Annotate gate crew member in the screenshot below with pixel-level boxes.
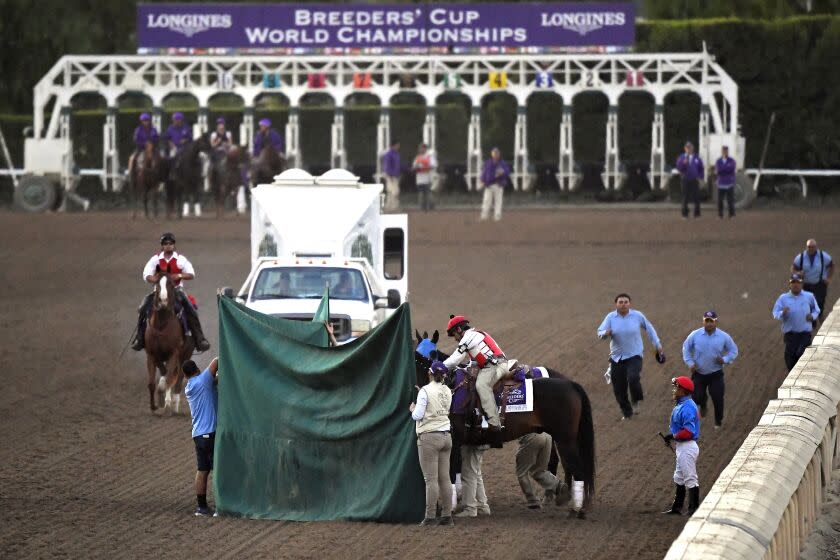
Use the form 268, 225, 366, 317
772, 273, 820, 371
791, 239, 833, 326
714, 146, 736, 219
129, 112, 160, 177
183, 357, 219, 517
681, 311, 738, 430
252, 118, 285, 157
597, 293, 664, 420
443, 315, 510, 448
131, 232, 211, 352
479, 147, 511, 222
515, 433, 559, 509
381, 140, 402, 212
676, 141, 704, 219
661, 376, 701, 516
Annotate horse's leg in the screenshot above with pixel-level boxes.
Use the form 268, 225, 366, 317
146, 353, 157, 411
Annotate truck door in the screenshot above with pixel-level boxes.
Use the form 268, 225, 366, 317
380, 214, 408, 304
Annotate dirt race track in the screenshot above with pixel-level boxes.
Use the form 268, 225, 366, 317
2, 207, 839, 559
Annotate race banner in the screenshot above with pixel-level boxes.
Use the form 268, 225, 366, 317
137, 3, 635, 53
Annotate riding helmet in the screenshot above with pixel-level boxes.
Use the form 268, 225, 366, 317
139, 112, 151, 122
446, 315, 469, 335
160, 232, 176, 244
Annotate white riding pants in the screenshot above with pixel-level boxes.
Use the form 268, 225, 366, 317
673, 440, 699, 488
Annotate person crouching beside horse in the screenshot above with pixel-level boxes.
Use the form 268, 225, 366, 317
661, 376, 701, 516
410, 360, 455, 527
184, 357, 219, 517
442, 315, 509, 448
516, 433, 559, 510
131, 232, 210, 352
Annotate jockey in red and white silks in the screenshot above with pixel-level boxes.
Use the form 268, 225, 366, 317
443, 316, 510, 441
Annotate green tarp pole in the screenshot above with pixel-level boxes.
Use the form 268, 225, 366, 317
213, 296, 425, 522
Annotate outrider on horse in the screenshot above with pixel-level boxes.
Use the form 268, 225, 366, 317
414, 328, 596, 517
131, 232, 210, 353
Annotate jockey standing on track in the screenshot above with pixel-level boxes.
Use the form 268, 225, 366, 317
252, 118, 285, 157
661, 376, 701, 516
128, 112, 160, 177
443, 315, 509, 448
131, 232, 210, 352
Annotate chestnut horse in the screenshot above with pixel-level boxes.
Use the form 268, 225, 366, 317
145, 275, 194, 413
250, 143, 285, 187
414, 332, 595, 517
132, 141, 163, 219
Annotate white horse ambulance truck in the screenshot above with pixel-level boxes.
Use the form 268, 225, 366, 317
231, 168, 408, 344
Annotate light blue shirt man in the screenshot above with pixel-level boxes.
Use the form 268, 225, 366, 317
185, 366, 218, 437
597, 298, 662, 361
682, 313, 739, 375
773, 284, 820, 334
792, 243, 833, 285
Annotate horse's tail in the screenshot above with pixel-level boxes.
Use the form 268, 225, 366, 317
571, 381, 596, 500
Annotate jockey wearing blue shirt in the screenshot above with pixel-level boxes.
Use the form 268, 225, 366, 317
791, 238, 833, 324
676, 141, 705, 218
661, 376, 701, 516
184, 357, 219, 517
772, 273, 820, 371
253, 118, 285, 157
597, 293, 664, 420
682, 310, 738, 428
163, 112, 192, 157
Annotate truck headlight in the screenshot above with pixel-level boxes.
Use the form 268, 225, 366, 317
350, 319, 371, 337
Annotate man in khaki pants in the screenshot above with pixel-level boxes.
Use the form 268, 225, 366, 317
516, 433, 558, 509
443, 315, 509, 448
381, 140, 401, 211
479, 148, 511, 221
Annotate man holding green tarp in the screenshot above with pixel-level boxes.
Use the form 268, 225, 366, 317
212, 294, 425, 522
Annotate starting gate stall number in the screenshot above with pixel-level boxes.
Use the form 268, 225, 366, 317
217, 71, 234, 90
353, 73, 372, 89
625, 71, 645, 87
263, 73, 281, 89
443, 73, 462, 89
489, 71, 507, 89
580, 71, 600, 87
307, 73, 326, 88
535, 71, 553, 88
174, 73, 191, 89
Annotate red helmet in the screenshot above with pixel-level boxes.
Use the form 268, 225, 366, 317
672, 376, 694, 393
446, 315, 469, 335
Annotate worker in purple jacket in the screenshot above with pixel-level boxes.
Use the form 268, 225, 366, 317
163, 112, 193, 157
480, 147, 512, 222
714, 146, 737, 219
252, 118, 285, 157
129, 113, 160, 177
381, 140, 402, 211
676, 141, 705, 219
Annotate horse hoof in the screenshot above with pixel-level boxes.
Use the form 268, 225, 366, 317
577, 511, 586, 520
150, 405, 157, 412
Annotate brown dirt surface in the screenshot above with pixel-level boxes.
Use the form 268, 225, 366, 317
1, 208, 839, 560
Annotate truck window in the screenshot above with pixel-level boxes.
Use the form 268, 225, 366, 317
383, 228, 404, 280
251, 267, 369, 302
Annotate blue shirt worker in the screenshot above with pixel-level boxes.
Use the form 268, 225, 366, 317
791, 238, 833, 325
381, 140, 402, 212
681, 311, 739, 429
661, 376, 701, 516
676, 141, 705, 218
597, 293, 664, 420
479, 147, 512, 222
184, 357, 219, 517
714, 146, 737, 219
773, 273, 820, 371
163, 112, 193, 157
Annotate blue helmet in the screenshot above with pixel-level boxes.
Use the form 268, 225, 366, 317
429, 360, 448, 377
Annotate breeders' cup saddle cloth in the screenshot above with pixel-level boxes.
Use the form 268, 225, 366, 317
493, 365, 549, 413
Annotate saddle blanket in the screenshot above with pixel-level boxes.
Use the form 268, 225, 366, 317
493, 366, 549, 413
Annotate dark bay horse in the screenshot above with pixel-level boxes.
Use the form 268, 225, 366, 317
210, 145, 247, 218
170, 135, 211, 219
250, 144, 285, 187
145, 275, 194, 413
414, 332, 595, 517
132, 142, 163, 220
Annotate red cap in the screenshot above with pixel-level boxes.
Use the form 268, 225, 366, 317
672, 376, 694, 393
446, 315, 469, 334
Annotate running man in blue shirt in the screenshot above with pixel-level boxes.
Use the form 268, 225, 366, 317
791, 238, 833, 326
597, 293, 664, 420
661, 376, 701, 516
681, 311, 739, 429
183, 357, 219, 517
772, 274, 820, 371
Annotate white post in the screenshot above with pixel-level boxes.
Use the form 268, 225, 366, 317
558, 105, 574, 191
650, 104, 665, 190
422, 107, 436, 152
467, 106, 481, 191
103, 106, 122, 191
59, 107, 73, 194
241, 106, 255, 153
197, 107, 209, 135
152, 107, 163, 139
285, 107, 300, 169
603, 105, 619, 191
699, 103, 711, 171
376, 108, 390, 181
331, 107, 346, 170
513, 106, 528, 191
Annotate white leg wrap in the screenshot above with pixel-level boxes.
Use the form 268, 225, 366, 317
572, 479, 584, 511
451, 483, 458, 509
157, 376, 166, 391
164, 387, 172, 409
182, 202, 190, 217
194, 203, 202, 217
173, 393, 181, 414
236, 186, 247, 214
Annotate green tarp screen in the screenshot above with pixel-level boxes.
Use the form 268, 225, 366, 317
214, 296, 425, 522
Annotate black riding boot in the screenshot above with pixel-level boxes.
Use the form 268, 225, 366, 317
488, 425, 504, 449
131, 293, 154, 351
179, 292, 210, 351
662, 484, 685, 515
687, 486, 700, 516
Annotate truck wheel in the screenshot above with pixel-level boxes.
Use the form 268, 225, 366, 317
733, 172, 756, 209
14, 176, 58, 213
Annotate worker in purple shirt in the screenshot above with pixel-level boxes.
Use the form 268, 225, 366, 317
163, 112, 193, 157
129, 112, 160, 177
252, 118, 285, 157
714, 146, 736, 219
676, 141, 705, 219
381, 140, 402, 211
479, 147, 512, 222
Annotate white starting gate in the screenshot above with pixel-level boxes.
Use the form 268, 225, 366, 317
16, 48, 742, 211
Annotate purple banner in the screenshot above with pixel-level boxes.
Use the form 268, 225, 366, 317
137, 3, 634, 52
